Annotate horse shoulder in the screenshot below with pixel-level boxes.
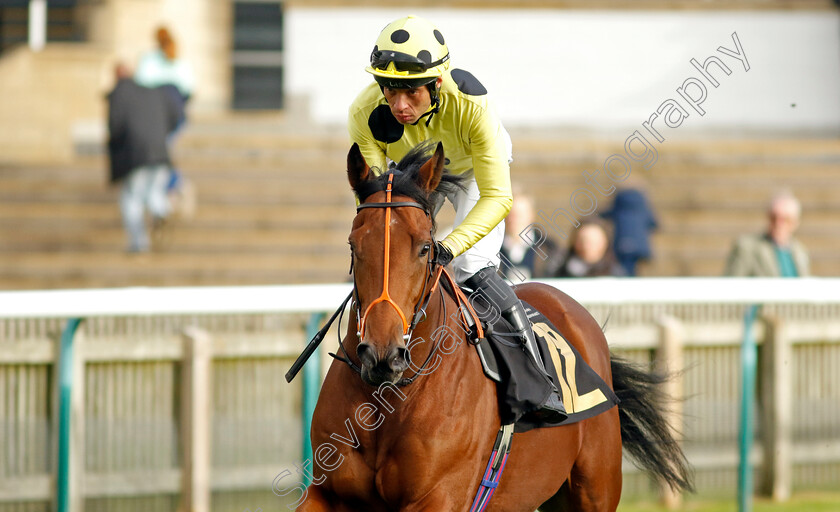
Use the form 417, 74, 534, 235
309, 362, 387, 504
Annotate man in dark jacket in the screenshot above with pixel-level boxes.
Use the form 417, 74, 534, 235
600, 186, 659, 276
108, 62, 180, 252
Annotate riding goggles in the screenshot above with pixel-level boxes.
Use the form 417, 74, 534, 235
370, 50, 449, 74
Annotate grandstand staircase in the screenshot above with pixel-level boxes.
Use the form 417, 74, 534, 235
0, 116, 355, 289
1, 116, 839, 290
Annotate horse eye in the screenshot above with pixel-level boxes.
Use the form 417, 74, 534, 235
419, 243, 431, 257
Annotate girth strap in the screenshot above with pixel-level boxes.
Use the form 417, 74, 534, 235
469, 423, 514, 512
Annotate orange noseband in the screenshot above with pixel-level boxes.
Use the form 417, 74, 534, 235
358, 173, 411, 340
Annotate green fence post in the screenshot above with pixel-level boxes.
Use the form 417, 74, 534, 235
738, 304, 760, 512
302, 313, 325, 485
57, 318, 82, 512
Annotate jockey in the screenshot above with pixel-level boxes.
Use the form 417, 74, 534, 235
348, 15, 567, 424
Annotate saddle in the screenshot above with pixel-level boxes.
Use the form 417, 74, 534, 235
444, 279, 618, 432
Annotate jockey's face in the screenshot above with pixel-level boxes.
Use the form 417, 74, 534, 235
383, 83, 433, 125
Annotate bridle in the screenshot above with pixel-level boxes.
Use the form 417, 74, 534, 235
353, 172, 441, 346
336, 171, 484, 386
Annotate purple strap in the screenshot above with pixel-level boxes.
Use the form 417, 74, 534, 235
469, 425, 514, 512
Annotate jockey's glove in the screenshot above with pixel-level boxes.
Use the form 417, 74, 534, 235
434, 241, 454, 267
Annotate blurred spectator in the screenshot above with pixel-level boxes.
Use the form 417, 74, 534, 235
107, 62, 180, 252
600, 185, 658, 276
500, 192, 563, 280
135, 26, 194, 114
725, 191, 810, 277
554, 219, 626, 278
135, 26, 195, 200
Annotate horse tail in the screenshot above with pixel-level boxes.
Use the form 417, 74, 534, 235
610, 355, 695, 493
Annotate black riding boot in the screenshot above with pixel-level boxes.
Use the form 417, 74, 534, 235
501, 301, 567, 423
464, 267, 567, 424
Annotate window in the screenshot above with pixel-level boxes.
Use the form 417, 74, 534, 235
232, 1, 284, 110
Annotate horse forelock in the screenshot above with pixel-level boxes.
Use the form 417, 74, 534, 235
354, 142, 465, 228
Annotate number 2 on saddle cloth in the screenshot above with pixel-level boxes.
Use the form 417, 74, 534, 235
475, 302, 619, 433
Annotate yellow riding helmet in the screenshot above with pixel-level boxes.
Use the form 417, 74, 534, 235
366, 15, 450, 88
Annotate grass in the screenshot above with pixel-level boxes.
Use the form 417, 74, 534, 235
617, 492, 840, 512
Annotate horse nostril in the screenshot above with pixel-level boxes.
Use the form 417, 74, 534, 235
397, 346, 410, 366
356, 343, 377, 367
389, 346, 411, 373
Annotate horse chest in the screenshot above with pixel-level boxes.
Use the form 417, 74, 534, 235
323, 407, 480, 506
318, 433, 416, 507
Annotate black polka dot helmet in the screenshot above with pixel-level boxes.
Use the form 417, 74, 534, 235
366, 15, 450, 89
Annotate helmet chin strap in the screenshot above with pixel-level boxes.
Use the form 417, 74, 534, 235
414, 96, 440, 127
414, 82, 441, 127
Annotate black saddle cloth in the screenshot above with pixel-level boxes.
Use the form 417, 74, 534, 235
477, 301, 619, 433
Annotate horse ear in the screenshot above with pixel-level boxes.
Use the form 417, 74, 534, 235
417, 142, 444, 193
347, 143, 370, 192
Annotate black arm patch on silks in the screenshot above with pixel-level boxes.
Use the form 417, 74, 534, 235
368, 104, 405, 143
451, 68, 488, 96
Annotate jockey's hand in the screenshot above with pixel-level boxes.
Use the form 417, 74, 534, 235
434, 242, 454, 267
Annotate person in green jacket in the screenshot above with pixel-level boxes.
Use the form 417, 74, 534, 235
725, 191, 810, 277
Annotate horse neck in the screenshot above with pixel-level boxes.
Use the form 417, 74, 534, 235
406, 283, 474, 385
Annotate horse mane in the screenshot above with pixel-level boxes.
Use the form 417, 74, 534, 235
354, 141, 466, 227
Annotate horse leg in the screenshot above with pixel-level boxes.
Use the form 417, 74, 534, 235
563, 413, 623, 512
398, 490, 457, 512
538, 464, 620, 512
537, 481, 570, 511
296, 485, 336, 512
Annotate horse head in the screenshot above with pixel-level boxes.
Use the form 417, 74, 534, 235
346, 141, 456, 387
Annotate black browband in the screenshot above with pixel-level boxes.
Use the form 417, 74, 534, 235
357, 201, 428, 212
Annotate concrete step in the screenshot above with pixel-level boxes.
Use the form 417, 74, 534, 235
510, 135, 840, 161
651, 231, 840, 252
0, 250, 351, 288
644, 247, 839, 278
0, 226, 349, 252
0, 201, 353, 226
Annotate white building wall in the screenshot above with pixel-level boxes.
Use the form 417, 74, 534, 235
285, 9, 840, 134
81, 0, 231, 112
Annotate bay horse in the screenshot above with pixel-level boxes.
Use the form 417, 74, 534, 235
297, 142, 692, 511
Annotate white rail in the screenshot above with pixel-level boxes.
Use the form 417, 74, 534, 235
1, 278, 839, 319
